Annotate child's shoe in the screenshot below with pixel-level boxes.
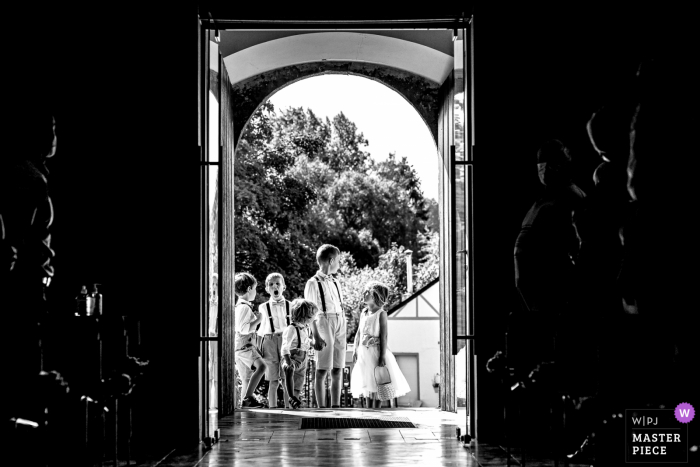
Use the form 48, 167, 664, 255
288, 396, 302, 409
241, 396, 264, 408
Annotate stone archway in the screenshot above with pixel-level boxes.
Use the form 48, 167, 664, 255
230, 61, 441, 146
221, 31, 454, 145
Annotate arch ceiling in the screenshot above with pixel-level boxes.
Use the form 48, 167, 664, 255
222, 32, 454, 85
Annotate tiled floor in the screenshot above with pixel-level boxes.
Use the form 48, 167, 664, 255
155, 408, 592, 466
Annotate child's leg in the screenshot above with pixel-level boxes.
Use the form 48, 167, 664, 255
329, 314, 347, 407
281, 376, 290, 408
268, 380, 279, 408
236, 359, 252, 405
275, 337, 289, 408
314, 314, 333, 408
245, 358, 267, 398
241, 378, 250, 399
260, 334, 281, 407
314, 369, 328, 407
293, 361, 306, 403
330, 367, 342, 406
284, 366, 295, 403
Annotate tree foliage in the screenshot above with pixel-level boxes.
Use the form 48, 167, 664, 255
235, 102, 439, 314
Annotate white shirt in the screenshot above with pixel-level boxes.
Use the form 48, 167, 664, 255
256, 298, 291, 336
281, 324, 311, 356
234, 298, 257, 334
304, 270, 344, 316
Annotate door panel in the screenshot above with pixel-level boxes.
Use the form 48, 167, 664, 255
395, 354, 419, 407
220, 42, 237, 417
437, 70, 455, 412
443, 19, 476, 439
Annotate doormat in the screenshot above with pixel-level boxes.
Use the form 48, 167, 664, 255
300, 417, 416, 429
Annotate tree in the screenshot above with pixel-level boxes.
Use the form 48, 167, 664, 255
414, 228, 440, 290
339, 229, 439, 344
338, 252, 398, 345
325, 112, 371, 172
372, 152, 431, 255
234, 102, 319, 301
235, 102, 436, 305
425, 197, 439, 233
375, 152, 426, 208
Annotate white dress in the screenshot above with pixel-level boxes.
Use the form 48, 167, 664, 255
350, 308, 411, 398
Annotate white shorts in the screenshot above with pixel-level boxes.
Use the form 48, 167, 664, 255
314, 313, 346, 370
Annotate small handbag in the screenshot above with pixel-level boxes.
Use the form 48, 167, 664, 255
374, 366, 396, 401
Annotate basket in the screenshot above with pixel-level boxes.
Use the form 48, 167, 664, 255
374, 366, 396, 401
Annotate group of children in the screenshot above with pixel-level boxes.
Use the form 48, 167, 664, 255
234, 243, 410, 409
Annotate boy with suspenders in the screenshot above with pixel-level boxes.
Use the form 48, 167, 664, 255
256, 273, 292, 408
304, 244, 346, 408
281, 299, 318, 409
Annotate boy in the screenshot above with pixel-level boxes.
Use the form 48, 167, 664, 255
233, 272, 267, 408
304, 244, 346, 408
281, 299, 318, 409
256, 273, 293, 408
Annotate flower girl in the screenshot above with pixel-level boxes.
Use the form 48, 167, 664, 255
350, 281, 411, 407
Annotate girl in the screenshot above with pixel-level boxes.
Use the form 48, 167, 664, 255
350, 281, 410, 407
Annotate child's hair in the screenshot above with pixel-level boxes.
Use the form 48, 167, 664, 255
316, 244, 340, 264
265, 272, 285, 286
234, 272, 257, 296
364, 281, 390, 308
290, 299, 318, 324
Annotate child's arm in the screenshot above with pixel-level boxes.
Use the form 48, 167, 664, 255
280, 326, 294, 369
249, 307, 264, 326
352, 316, 361, 363
304, 279, 326, 350
378, 310, 388, 367
310, 320, 325, 350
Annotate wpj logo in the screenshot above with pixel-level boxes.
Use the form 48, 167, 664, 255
626, 409, 688, 463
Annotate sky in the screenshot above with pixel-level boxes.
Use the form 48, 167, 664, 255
268, 74, 439, 201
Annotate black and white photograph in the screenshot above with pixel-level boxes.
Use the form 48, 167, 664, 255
2, 4, 696, 466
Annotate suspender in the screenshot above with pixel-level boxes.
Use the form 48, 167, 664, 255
294, 324, 302, 349
264, 301, 291, 333
265, 303, 275, 333
334, 282, 342, 308
291, 323, 310, 350
316, 280, 327, 313
315, 275, 343, 314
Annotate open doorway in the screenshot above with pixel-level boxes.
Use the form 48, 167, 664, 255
232, 73, 440, 410
198, 16, 475, 445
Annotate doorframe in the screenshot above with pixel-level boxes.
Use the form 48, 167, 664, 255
197, 8, 475, 440
447, 18, 476, 441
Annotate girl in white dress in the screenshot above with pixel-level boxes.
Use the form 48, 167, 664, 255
350, 281, 411, 407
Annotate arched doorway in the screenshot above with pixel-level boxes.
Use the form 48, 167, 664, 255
198, 19, 475, 444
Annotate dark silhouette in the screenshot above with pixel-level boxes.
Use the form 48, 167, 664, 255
1, 104, 57, 426
567, 94, 638, 396
568, 52, 696, 463
511, 139, 586, 376
618, 54, 694, 406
